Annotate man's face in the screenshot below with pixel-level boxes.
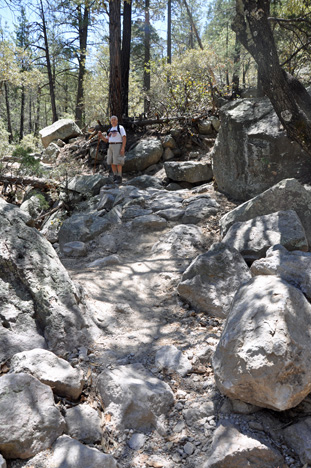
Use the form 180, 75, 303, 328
110, 117, 118, 127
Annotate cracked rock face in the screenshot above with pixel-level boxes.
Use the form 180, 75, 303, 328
213, 275, 311, 411
0, 373, 65, 459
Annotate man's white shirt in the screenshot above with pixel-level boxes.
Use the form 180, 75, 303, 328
108, 125, 126, 143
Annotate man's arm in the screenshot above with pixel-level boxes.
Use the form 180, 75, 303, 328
121, 135, 126, 156
98, 131, 108, 143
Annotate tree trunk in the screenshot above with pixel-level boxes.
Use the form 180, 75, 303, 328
28, 92, 33, 134
167, 0, 172, 64
39, 0, 58, 123
121, 0, 132, 118
75, 2, 89, 128
232, 35, 241, 97
34, 86, 41, 136
4, 82, 13, 143
19, 84, 25, 141
109, 0, 122, 119
181, 0, 203, 50
144, 0, 150, 115
233, 0, 311, 156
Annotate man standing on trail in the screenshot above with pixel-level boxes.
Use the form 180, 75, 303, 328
98, 115, 126, 184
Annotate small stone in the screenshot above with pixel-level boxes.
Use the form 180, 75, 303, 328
174, 420, 186, 433
128, 433, 146, 450
184, 441, 195, 455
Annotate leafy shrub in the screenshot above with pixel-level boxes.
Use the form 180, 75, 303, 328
0, 119, 10, 159
13, 145, 43, 177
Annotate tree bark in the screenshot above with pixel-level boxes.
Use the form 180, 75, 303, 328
233, 0, 311, 155
39, 0, 58, 123
167, 0, 172, 64
144, 0, 150, 115
121, 0, 132, 118
4, 82, 13, 143
232, 35, 241, 97
109, 0, 122, 119
75, 2, 89, 128
19, 84, 25, 141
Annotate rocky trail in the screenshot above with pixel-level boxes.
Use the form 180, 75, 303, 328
4, 115, 311, 468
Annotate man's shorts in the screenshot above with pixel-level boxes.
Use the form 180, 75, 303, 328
107, 144, 124, 166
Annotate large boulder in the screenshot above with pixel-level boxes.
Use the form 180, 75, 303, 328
39, 119, 82, 149
48, 436, 117, 468
152, 224, 204, 259
203, 421, 286, 468
97, 363, 174, 432
164, 161, 213, 184
251, 244, 311, 299
123, 139, 163, 172
58, 213, 111, 250
177, 243, 252, 318
219, 178, 311, 247
0, 373, 65, 459
222, 209, 308, 262
213, 275, 311, 411
67, 174, 110, 196
10, 349, 84, 400
0, 198, 98, 355
211, 97, 311, 200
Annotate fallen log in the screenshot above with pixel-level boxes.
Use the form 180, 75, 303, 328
123, 113, 211, 127
0, 174, 59, 191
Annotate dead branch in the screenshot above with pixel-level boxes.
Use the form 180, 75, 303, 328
0, 174, 59, 191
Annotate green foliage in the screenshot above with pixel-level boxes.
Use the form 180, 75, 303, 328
148, 49, 218, 116
12, 145, 43, 177
33, 193, 50, 211
20, 134, 43, 153
0, 119, 10, 158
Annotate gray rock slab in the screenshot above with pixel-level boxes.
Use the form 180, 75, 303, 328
213, 275, 311, 411
67, 174, 109, 196
49, 435, 117, 468
283, 417, 311, 465
147, 191, 184, 212
203, 421, 286, 468
65, 405, 102, 443
152, 224, 204, 259
122, 206, 153, 220
124, 175, 164, 190
155, 345, 192, 377
0, 199, 96, 355
88, 254, 121, 268
123, 139, 163, 172
155, 208, 185, 221
219, 178, 311, 247
222, 209, 308, 262
251, 244, 311, 299
211, 94, 311, 200
182, 195, 219, 224
97, 363, 174, 432
58, 213, 111, 250
39, 119, 82, 148
97, 192, 116, 211
0, 454, 6, 468
0, 373, 65, 459
10, 348, 84, 400
63, 241, 87, 257
178, 242, 251, 318
131, 214, 167, 231
164, 161, 213, 183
